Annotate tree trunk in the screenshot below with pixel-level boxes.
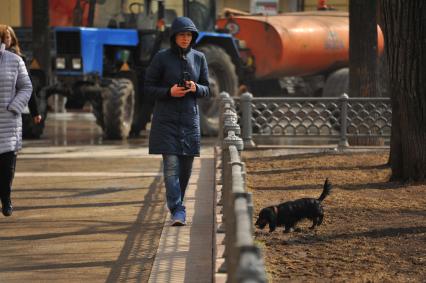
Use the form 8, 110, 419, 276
349, 0, 378, 98
376, 1, 390, 98
380, 0, 426, 182
377, 1, 392, 164
349, 0, 381, 146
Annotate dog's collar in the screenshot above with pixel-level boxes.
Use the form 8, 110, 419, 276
273, 205, 278, 215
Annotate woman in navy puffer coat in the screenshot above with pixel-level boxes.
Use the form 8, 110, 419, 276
144, 17, 209, 226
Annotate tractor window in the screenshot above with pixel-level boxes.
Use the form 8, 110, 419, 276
93, 0, 159, 29
92, 0, 214, 30
93, 1, 123, 27
163, 0, 184, 17
162, 0, 215, 30
187, 0, 214, 31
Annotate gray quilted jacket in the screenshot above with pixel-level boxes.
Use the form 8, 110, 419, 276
0, 48, 33, 154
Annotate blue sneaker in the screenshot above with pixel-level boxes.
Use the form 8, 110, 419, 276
172, 209, 186, 226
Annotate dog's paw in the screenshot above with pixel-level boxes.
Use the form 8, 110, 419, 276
254, 230, 269, 237
283, 228, 294, 233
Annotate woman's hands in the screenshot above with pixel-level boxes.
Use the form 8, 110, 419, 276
185, 80, 197, 92
170, 81, 197, 97
33, 115, 42, 124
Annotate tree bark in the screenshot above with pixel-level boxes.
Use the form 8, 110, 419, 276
349, 0, 381, 146
349, 0, 378, 98
380, 0, 426, 182
377, 1, 392, 164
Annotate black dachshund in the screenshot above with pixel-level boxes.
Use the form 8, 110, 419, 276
255, 178, 332, 233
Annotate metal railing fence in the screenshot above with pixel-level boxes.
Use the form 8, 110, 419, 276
236, 93, 391, 148
216, 92, 267, 283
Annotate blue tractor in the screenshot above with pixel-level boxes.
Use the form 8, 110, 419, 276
49, 0, 245, 138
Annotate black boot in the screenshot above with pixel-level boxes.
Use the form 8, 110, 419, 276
1, 197, 13, 217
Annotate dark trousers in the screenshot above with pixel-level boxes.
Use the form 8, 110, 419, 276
0, 151, 17, 202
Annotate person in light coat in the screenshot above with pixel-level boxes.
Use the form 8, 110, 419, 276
0, 29, 33, 216
2, 25, 42, 125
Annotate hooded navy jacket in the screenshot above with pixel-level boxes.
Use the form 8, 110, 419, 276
145, 17, 210, 156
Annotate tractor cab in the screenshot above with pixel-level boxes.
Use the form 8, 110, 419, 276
90, 0, 217, 69
91, 0, 215, 31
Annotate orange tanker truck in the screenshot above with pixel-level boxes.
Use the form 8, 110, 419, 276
216, 10, 384, 97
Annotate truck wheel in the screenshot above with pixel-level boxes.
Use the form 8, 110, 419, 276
22, 73, 48, 139
102, 78, 135, 139
322, 68, 349, 97
197, 45, 238, 136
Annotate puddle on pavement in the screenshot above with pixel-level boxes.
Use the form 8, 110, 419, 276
23, 112, 149, 147
23, 110, 218, 148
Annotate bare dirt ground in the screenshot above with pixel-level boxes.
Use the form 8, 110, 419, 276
244, 150, 426, 282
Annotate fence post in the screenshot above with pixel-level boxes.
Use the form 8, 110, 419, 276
221, 101, 237, 188
236, 246, 268, 283
217, 94, 235, 274
224, 113, 241, 137
221, 133, 243, 276
219, 92, 232, 141
241, 92, 256, 148
246, 192, 254, 233
338, 93, 349, 149
223, 131, 244, 152
218, 143, 231, 274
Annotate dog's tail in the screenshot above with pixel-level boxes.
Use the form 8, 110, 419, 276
317, 178, 332, 202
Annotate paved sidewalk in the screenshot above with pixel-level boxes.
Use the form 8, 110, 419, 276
3, 113, 218, 282
2, 144, 215, 283
148, 154, 215, 283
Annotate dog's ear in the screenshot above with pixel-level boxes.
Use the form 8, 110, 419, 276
266, 207, 277, 232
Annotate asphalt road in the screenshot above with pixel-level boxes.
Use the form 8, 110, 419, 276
0, 113, 168, 282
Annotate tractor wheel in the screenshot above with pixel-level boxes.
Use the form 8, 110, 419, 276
22, 72, 48, 139
322, 68, 349, 97
197, 45, 238, 136
101, 78, 135, 139
91, 95, 104, 128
